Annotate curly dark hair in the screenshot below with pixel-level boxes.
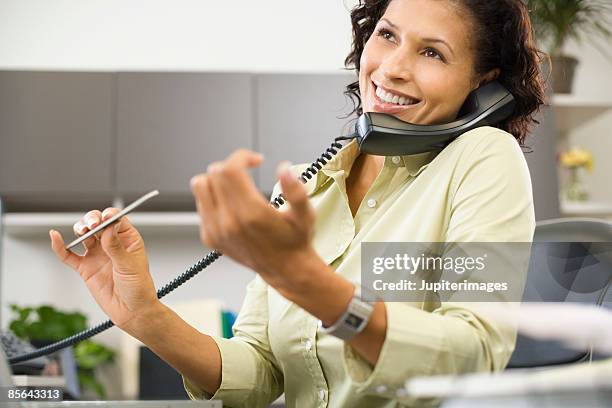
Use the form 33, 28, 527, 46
344, 0, 548, 146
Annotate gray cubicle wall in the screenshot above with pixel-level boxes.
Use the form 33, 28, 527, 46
256, 73, 357, 193
115, 73, 255, 210
0, 70, 559, 216
0, 71, 114, 211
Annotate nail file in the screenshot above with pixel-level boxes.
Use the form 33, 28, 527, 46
65, 190, 160, 251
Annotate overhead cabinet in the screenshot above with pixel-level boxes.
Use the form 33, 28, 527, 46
0, 71, 114, 210
0, 71, 356, 211
255, 73, 356, 193
115, 73, 254, 209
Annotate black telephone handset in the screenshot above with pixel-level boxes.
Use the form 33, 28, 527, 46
356, 80, 516, 155
8, 81, 515, 365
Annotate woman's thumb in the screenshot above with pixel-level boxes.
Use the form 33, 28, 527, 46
277, 161, 314, 225
100, 223, 127, 259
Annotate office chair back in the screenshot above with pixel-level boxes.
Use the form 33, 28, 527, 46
507, 218, 612, 368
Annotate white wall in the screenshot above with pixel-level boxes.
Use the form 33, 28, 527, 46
564, 39, 612, 203
0, 0, 354, 72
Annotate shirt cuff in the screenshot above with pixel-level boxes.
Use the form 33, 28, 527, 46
342, 302, 442, 403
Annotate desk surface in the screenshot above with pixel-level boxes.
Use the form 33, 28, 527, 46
12, 376, 66, 388
19, 402, 222, 408
443, 389, 612, 408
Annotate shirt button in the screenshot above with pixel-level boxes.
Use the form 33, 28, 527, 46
392, 156, 401, 165
367, 198, 377, 208
376, 384, 388, 394
304, 339, 312, 351
318, 389, 326, 401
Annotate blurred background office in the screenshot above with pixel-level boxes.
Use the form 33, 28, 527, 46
0, 0, 611, 402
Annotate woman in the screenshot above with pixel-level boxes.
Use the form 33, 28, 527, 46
49, 0, 546, 406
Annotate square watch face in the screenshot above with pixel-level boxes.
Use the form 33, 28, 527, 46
346, 313, 364, 328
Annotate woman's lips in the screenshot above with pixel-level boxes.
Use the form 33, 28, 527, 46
371, 85, 422, 114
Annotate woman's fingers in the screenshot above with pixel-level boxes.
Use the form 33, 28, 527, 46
207, 151, 267, 219
191, 150, 263, 248
277, 161, 315, 228
191, 172, 222, 248
73, 210, 103, 250
83, 210, 103, 229
225, 149, 264, 169
49, 229, 82, 270
98, 207, 145, 255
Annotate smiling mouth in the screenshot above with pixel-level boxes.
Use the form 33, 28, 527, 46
373, 84, 421, 107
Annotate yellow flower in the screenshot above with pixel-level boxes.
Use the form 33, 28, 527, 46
559, 147, 594, 172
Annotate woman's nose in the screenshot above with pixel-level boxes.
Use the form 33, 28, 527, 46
379, 48, 414, 81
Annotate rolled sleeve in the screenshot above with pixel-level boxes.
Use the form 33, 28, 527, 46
342, 302, 512, 401
344, 302, 506, 388
182, 275, 284, 407
184, 335, 283, 407
342, 303, 439, 395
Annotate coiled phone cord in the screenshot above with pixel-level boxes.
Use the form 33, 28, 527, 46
9, 136, 354, 365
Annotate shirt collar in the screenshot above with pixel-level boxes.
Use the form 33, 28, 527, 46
400, 150, 439, 177
303, 138, 438, 195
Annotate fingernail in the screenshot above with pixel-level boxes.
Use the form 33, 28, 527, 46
85, 217, 96, 228
114, 223, 120, 232
49, 229, 55, 239
278, 160, 292, 174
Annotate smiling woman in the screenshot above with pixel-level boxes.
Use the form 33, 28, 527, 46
346, 0, 546, 145
50, 1, 546, 407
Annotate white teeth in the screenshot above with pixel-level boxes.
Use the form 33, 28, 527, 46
375, 86, 417, 106
375, 86, 381, 98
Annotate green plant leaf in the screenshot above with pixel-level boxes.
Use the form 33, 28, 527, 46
8, 321, 28, 340
75, 341, 115, 369
528, 0, 612, 57
7, 304, 114, 400
78, 369, 106, 399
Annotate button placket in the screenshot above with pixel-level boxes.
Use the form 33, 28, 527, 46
375, 384, 388, 394
355, 162, 392, 220
302, 317, 328, 407
318, 388, 326, 402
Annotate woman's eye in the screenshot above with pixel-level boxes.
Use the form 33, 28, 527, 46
376, 28, 395, 43
423, 48, 443, 61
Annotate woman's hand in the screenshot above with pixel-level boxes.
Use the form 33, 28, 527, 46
190, 149, 319, 295
49, 208, 160, 335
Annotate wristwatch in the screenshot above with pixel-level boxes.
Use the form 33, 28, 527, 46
319, 282, 375, 341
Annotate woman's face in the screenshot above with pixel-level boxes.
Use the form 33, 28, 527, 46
359, 0, 489, 125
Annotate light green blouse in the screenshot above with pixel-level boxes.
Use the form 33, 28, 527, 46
183, 126, 536, 407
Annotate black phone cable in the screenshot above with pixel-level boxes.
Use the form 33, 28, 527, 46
9, 135, 356, 365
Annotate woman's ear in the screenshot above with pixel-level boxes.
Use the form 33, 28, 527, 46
478, 68, 501, 86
